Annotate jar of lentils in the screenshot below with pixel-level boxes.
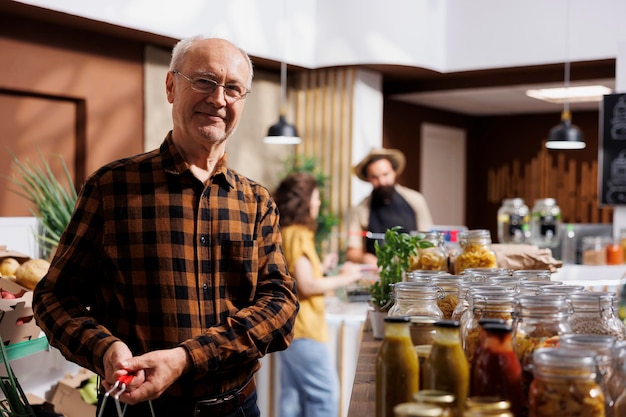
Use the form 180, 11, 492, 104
568, 291, 626, 340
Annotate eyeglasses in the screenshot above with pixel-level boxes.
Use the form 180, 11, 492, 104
173, 70, 250, 101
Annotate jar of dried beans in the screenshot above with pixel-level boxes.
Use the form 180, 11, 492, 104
568, 291, 626, 340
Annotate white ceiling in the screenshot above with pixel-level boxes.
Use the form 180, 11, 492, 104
390, 78, 616, 116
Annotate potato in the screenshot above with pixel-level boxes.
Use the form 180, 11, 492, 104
15, 258, 50, 290
0, 258, 20, 277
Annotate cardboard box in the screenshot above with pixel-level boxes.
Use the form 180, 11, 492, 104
0, 246, 31, 265
50, 368, 98, 417
0, 278, 40, 345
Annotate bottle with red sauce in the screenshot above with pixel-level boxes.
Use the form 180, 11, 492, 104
471, 322, 524, 417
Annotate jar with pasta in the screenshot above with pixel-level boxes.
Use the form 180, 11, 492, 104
528, 348, 605, 417
559, 334, 616, 416
568, 291, 626, 340
410, 231, 449, 272
430, 275, 467, 319
460, 292, 516, 364
455, 230, 498, 275
511, 295, 571, 412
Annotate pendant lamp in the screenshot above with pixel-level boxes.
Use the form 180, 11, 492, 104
545, 2, 585, 150
263, 61, 301, 145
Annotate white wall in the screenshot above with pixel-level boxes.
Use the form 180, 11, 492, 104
15, 0, 626, 72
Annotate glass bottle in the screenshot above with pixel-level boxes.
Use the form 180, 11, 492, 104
471, 323, 523, 417
528, 348, 605, 417
559, 334, 616, 416
511, 295, 571, 413
529, 198, 561, 248
412, 231, 449, 272
413, 390, 455, 417
423, 320, 470, 417
568, 291, 626, 340
497, 198, 530, 244
376, 316, 420, 417
388, 282, 445, 319
455, 230, 498, 275
411, 316, 438, 347
560, 223, 578, 264
606, 238, 624, 265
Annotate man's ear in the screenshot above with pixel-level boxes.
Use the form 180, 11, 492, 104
166, 71, 175, 104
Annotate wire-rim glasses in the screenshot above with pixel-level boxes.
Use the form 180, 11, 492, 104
173, 70, 250, 102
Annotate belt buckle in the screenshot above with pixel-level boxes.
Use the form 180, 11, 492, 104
195, 393, 237, 416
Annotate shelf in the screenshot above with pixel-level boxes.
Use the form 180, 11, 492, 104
2, 337, 49, 363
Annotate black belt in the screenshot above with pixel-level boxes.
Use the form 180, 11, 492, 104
194, 378, 256, 416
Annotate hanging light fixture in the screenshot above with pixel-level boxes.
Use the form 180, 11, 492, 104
263, 61, 301, 145
545, 1, 585, 150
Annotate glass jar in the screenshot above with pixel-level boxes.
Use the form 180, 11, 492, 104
582, 236, 608, 266
465, 397, 512, 416
529, 198, 561, 248
423, 320, 469, 417
511, 295, 571, 412
537, 284, 586, 296
528, 348, 605, 417
471, 322, 524, 417
516, 280, 562, 296
568, 291, 626, 340
451, 283, 499, 322
605, 238, 624, 265
455, 230, 498, 275
411, 231, 449, 272
611, 340, 626, 415
410, 316, 438, 347
462, 268, 512, 281
497, 198, 530, 244
559, 334, 616, 416
377, 316, 420, 417
388, 282, 445, 319
394, 402, 444, 417
511, 269, 552, 281
415, 344, 433, 390
413, 390, 455, 417
431, 275, 467, 319
461, 292, 517, 363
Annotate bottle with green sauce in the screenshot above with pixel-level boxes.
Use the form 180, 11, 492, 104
376, 315, 419, 417
422, 320, 469, 417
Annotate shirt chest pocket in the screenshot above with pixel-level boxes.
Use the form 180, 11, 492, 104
215, 239, 258, 304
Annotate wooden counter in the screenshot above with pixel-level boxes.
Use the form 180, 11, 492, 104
346, 329, 381, 417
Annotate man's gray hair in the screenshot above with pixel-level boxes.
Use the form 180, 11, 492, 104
169, 35, 254, 87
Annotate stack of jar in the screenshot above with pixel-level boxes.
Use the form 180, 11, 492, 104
375, 266, 626, 417
497, 198, 562, 248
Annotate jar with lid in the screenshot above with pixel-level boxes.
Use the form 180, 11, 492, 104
537, 284, 585, 296
497, 198, 529, 244
431, 275, 467, 319
377, 316, 420, 417
388, 282, 445, 319
461, 268, 512, 282
511, 269, 552, 281
528, 348, 605, 417
582, 236, 608, 265
414, 390, 455, 417
410, 231, 449, 272
455, 230, 498, 275
568, 291, 626, 340
511, 295, 571, 412
451, 283, 499, 322
461, 292, 517, 363
423, 320, 469, 417
394, 402, 443, 417
611, 340, 626, 416
465, 397, 513, 417
529, 198, 561, 248
471, 322, 524, 417
516, 280, 562, 296
605, 238, 624, 265
559, 334, 616, 416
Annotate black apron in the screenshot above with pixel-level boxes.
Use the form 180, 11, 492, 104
365, 189, 417, 255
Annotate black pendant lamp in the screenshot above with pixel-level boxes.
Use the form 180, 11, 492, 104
263, 61, 301, 145
545, 2, 585, 150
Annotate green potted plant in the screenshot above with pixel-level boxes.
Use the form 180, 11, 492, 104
4, 152, 77, 259
368, 226, 433, 338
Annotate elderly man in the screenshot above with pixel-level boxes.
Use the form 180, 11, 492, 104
33, 36, 299, 417
346, 148, 434, 265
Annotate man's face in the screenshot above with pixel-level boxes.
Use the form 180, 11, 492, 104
365, 158, 397, 189
166, 39, 251, 146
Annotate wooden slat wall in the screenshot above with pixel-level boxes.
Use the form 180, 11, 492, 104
294, 68, 356, 254
487, 147, 613, 223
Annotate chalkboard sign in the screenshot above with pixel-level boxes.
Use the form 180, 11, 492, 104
599, 93, 626, 206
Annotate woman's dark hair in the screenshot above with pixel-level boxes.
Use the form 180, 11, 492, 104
274, 172, 318, 230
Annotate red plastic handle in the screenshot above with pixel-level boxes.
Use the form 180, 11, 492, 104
117, 374, 134, 385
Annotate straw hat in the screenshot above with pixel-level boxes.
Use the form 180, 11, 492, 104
353, 148, 406, 181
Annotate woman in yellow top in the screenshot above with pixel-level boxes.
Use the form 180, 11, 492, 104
274, 172, 363, 417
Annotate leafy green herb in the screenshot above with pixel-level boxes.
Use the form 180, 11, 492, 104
369, 226, 433, 311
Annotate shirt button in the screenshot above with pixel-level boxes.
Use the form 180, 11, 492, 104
200, 235, 207, 244
202, 283, 208, 290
